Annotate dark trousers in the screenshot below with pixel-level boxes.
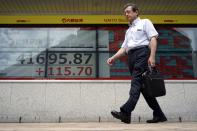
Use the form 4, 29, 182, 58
120, 46, 165, 118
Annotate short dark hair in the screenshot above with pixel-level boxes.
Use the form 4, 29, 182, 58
123, 3, 139, 14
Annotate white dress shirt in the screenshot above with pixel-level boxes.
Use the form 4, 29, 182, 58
121, 17, 158, 53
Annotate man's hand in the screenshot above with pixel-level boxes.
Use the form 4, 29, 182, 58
106, 48, 126, 66
107, 57, 115, 66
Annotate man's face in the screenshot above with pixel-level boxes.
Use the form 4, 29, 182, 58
124, 6, 138, 22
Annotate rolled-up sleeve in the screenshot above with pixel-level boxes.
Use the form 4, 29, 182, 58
121, 31, 128, 49
121, 39, 127, 48
144, 19, 158, 40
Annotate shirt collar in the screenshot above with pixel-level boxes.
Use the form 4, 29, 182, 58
129, 17, 140, 27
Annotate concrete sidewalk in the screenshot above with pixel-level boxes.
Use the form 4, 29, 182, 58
0, 122, 197, 131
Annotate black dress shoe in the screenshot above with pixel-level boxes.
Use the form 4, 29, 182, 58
146, 117, 167, 123
111, 110, 131, 124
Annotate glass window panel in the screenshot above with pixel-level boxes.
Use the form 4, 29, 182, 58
156, 27, 195, 78
46, 28, 96, 78
98, 53, 110, 78
0, 27, 96, 79
0, 28, 47, 78
98, 26, 196, 79
0, 26, 196, 79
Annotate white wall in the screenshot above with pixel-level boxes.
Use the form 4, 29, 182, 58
0, 80, 197, 123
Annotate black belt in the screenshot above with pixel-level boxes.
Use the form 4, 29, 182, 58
128, 45, 149, 53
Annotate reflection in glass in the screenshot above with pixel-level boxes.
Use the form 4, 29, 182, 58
0, 28, 96, 78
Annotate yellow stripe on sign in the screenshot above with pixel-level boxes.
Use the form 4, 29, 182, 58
0, 15, 196, 24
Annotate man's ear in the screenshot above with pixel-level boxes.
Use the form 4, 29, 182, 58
135, 10, 139, 16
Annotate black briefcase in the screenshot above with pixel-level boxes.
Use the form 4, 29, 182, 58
142, 67, 166, 97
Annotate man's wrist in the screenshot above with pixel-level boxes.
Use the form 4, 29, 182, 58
111, 56, 116, 61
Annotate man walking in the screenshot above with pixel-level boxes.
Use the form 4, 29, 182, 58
107, 3, 167, 124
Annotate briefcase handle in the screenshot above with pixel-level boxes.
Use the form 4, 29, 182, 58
148, 66, 159, 75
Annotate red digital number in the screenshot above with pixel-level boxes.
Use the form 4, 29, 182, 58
64, 67, 72, 76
